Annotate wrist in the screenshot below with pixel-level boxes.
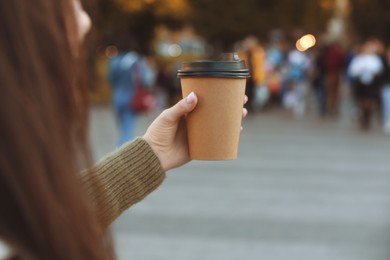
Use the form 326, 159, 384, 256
142, 135, 168, 171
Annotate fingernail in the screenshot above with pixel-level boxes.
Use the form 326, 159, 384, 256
186, 92, 196, 104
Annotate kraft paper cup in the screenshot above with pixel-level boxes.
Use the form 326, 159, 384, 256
178, 53, 250, 160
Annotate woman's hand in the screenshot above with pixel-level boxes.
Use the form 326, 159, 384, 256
143, 92, 198, 171
143, 92, 248, 171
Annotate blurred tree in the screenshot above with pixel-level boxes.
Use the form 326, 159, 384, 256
94, 0, 333, 53
187, 0, 331, 52
186, 0, 268, 51
95, 0, 190, 54
349, 0, 390, 43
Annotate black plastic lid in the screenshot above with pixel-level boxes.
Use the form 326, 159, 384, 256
177, 52, 250, 78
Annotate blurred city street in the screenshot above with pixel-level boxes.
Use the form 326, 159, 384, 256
90, 98, 390, 260
2, 0, 390, 258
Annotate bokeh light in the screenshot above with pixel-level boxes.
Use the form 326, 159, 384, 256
296, 34, 316, 52
168, 43, 182, 57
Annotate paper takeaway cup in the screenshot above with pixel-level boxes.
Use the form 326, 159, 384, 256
177, 53, 250, 160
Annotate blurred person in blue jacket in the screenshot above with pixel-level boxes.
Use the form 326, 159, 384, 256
108, 37, 156, 146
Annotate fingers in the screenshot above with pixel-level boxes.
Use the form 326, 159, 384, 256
241, 96, 248, 132
243, 95, 248, 117
242, 108, 248, 118
162, 92, 244, 127
162, 92, 198, 123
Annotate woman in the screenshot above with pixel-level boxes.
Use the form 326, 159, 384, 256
0, 0, 198, 258
0, 0, 247, 259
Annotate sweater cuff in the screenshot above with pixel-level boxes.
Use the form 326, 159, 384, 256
82, 137, 166, 227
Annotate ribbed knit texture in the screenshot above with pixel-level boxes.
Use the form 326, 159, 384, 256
79, 137, 165, 228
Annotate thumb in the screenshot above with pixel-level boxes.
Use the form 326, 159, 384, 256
162, 92, 198, 123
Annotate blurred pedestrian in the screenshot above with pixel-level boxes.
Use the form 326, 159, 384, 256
323, 42, 345, 116
239, 47, 255, 112
379, 45, 390, 134
240, 36, 266, 112
312, 45, 327, 117
0, 1, 249, 259
348, 40, 384, 130
108, 38, 156, 146
264, 42, 285, 107
283, 47, 311, 117
155, 61, 174, 111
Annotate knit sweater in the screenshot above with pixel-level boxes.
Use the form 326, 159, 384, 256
0, 138, 165, 259
80, 137, 166, 228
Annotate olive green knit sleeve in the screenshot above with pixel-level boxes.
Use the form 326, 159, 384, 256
79, 137, 166, 228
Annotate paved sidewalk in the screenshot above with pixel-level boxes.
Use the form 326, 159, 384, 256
90, 105, 390, 260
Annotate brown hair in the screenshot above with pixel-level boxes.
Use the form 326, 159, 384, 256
0, 0, 112, 259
